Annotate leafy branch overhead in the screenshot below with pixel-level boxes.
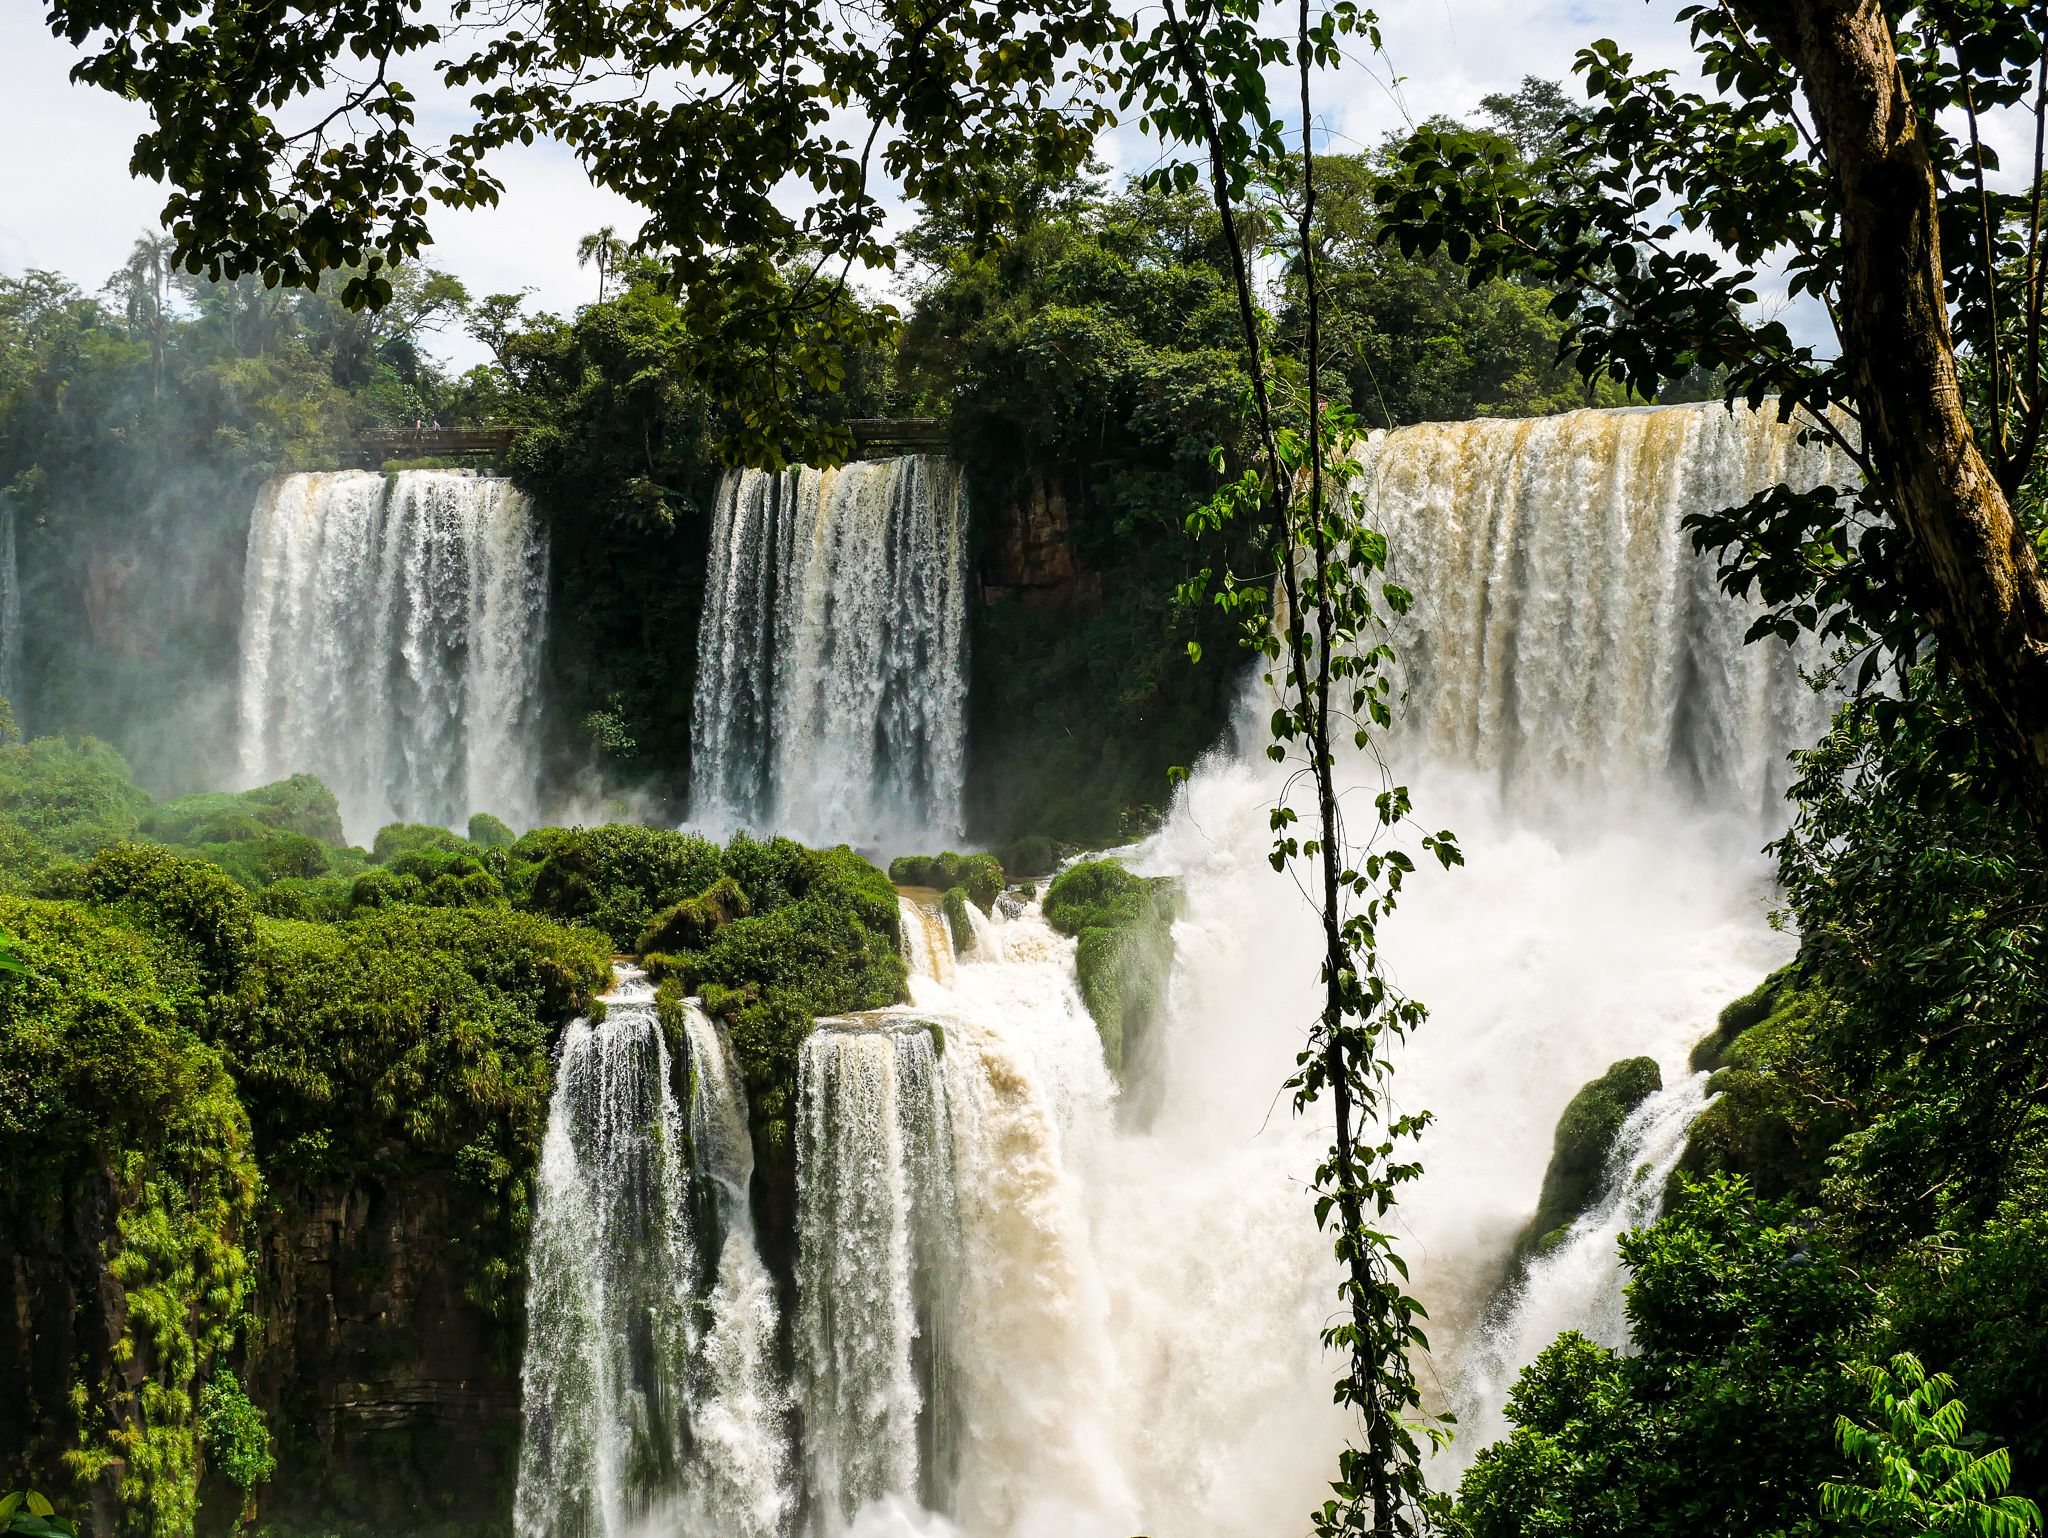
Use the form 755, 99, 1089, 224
45, 0, 1127, 455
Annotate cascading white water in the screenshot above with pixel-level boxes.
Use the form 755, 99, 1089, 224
679, 1005, 793, 1537
0, 492, 20, 725
235, 469, 548, 842
518, 969, 787, 1538
796, 1020, 960, 1529
690, 458, 969, 849
518, 969, 699, 1538
1452, 1072, 1712, 1455
1364, 400, 1844, 822
518, 399, 1855, 1533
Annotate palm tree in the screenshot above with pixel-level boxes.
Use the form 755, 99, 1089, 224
576, 226, 628, 303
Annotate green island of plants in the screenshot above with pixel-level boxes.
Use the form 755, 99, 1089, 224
0, 732, 913, 1531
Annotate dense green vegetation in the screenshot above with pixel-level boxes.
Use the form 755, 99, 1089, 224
0, 732, 909, 1530
1462, 673, 2048, 1529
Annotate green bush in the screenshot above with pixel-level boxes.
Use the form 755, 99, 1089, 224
0, 823, 56, 896
0, 737, 153, 859
467, 812, 517, 848
1458, 1177, 1871, 1538
198, 1370, 275, 1492
143, 775, 346, 848
637, 875, 752, 954
521, 825, 724, 949
1515, 1056, 1662, 1260
370, 823, 477, 864
75, 842, 258, 989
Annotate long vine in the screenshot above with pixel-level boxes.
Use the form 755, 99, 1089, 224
1121, 4, 1461, 1531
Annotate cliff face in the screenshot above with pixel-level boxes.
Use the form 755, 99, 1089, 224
981, 474, 1101, 608
0, 1173, 130, 1537
231, 1172, 523, 1533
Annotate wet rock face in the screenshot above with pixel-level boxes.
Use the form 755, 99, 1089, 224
0, 1171, 130, 1533
237, 1173, 521, 1532
983, 475, 1102, 607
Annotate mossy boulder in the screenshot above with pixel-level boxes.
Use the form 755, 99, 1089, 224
941, 886, 975, 952
1043, 859, 1177, 1082
1516, 1056, 1663, 1261
1689, 964, 1793, 1071
1042, 858, 1170, 935
889, 851, 1004, 912
638, 875, 753, 954
1671, 985, 1847, 1204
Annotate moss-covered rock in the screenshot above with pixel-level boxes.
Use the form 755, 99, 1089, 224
1516, 1057, 1663, 1261
1043, 859, 1177, 1083
941, 886, 975, 952
638, 875, 752, 954
890, 850, 1004, 911
1671, 985, 1847, 1205
1688, 964, 1793, 1071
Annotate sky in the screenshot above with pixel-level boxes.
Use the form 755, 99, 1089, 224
0, 0, 1746, 372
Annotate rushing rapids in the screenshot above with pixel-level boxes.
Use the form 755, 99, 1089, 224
516, 400, 1857, 1531
235, 469, 548, 842
690, 456, 970, 849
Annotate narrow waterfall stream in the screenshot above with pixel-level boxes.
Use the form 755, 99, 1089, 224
235, 469, 549, 841
690, 456, 970, 848
517, 400, 1854, 1532
518, 968, 788, 1538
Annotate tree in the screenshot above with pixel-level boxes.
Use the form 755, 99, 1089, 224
576, 227, 627, 305
1821, 1354, 2042, 1538
102, 233, 175, 399
1376, 1, 2048, 846
44, 0, 1126, 464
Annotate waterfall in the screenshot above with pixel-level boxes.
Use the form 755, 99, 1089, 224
1452, 1073, 1712, 1455
678, 1003, 793, 1537
235, 469, 548, 842
517, 969, 787, 1538
690, 457, 969, 849
1365, 400, 1845, 824
514, 399, 1853, 1532
0, 492, 19, 728
797, 1019, 960, 1527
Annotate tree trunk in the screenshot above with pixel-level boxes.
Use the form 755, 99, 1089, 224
1733, 0, 2048, 839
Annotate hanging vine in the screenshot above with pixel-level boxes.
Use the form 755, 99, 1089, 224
1120, 3, 1462, 1530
